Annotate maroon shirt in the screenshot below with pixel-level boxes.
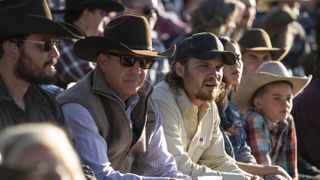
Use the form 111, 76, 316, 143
292, 75, 320, 168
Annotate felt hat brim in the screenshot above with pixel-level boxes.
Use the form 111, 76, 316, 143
74, 36, 176, 61
242, 47, 289, 61
53, 0, 124, 13
0, 15, 84, 40
193, 50, 236, 65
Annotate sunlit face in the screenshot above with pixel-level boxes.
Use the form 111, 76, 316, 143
98, 53, 147, 101
223, 43, 243, 85
15, 33, 59, 84
253, 82, 293, 123
242, 51, 272, 77
16, 146, 71, 180
176, 57, 224, 106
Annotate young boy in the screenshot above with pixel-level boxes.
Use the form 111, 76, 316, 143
232, 61, 312, 180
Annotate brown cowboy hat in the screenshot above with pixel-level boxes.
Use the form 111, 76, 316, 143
74, 15, 176, 61
0, 0, 84, 40
232, 61, 312, 114
239, 28, 289, 61
54, 0, 124, 13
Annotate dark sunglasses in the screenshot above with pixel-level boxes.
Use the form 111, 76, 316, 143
109, 53, 155, 69
12, 39, 60, 52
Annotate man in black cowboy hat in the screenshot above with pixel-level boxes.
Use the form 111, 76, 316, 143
55, 0, 124, 88
0, 0, 83, 130
57, 15, 191, 180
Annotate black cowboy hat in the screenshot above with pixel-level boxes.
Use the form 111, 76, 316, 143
0, 0, 84, 40
59, 0, 124, 13
74, 15, 176, 62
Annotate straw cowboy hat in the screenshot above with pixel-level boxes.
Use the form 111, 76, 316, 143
0, 0, 84, 40
239, 28, 289, 61
74, 15, 176, 61
232, 61, 312, 114
55, 0, 124, 13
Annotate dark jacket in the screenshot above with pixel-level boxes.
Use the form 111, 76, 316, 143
0, 76, 64, 130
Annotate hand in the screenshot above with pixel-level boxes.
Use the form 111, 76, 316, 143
314, 174, 320, 180
273, 166, 292, 180
244, 174, 263, 180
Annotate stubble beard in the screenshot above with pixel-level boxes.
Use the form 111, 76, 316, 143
15, 47, 56, 85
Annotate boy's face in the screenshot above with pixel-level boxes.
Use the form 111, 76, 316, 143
253, 82, 293, 123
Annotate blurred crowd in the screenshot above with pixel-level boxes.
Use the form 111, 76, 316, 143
0, 0, 320, 180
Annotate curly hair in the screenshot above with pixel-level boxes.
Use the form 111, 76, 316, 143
190, 0, 243, 35
165, 58, 189, 90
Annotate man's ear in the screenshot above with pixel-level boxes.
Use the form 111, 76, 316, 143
97, 53, 107, 72
175, 62, 184, 78
2, 40, 19, 60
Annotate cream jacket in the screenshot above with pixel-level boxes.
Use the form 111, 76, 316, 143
153, 82, 245, 180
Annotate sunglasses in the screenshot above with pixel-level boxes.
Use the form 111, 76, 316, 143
109, 53, 155, 69
12, 39, 60, 52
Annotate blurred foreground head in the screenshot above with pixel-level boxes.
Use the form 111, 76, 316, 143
0, 123, 85, 180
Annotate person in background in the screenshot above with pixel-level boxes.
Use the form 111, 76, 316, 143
0, 0, 83, 130
120, 0, 170, 84
57, 14, 190, 180
292, 3, 320, 177
232, 61, 312, 179
217, 36, 292, 180
55, 0, 124, 88
238, 28, 288, 79
190, 0, 244, 37
232, 0, 256, 41
261, 4, 310, 77
0, 123, 86, 180
153, 32, 254, 180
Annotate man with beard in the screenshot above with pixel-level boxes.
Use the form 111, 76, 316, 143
153, 32, 254, 180
0, 0, 83, 130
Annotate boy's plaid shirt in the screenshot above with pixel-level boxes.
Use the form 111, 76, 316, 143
245, 109, 298, 179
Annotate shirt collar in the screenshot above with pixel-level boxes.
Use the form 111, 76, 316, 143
91, 66, 143, 108
265, 116, 289, 131
175, 87, 211, 115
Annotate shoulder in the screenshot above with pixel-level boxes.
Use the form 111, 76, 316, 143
244, 110, 265, 127
153, 81, 176, 102
40, 84, 64, 97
